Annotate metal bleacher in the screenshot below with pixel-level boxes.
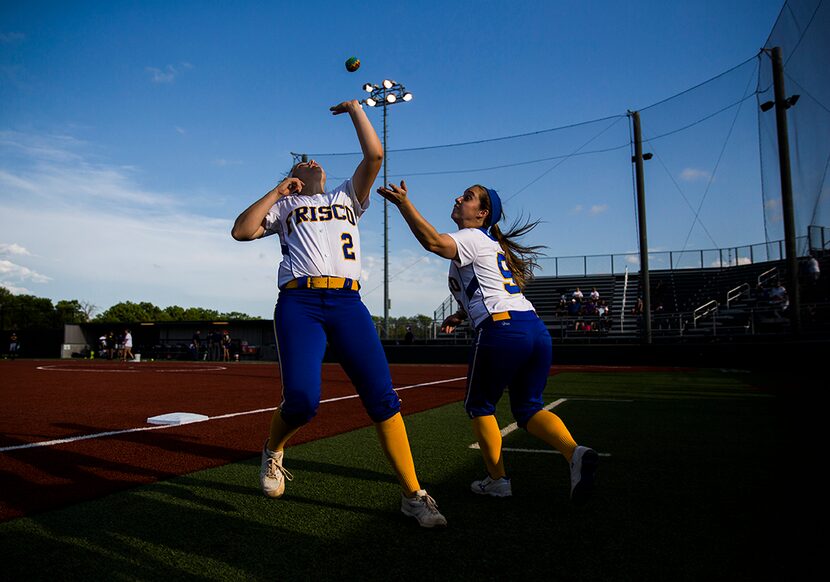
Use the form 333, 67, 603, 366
432, 249, 830, 344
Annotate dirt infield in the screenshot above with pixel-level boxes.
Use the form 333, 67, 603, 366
0, 359, 471, 522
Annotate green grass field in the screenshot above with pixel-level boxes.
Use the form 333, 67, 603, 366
1, 369, 786, 581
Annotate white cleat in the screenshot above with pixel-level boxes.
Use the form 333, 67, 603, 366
260, 441, 293, 498
470, 475, 513, 497
401, 489, 447, 528
570, 445, 599, 505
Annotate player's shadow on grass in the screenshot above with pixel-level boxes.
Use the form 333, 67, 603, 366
282, 457, 400, 486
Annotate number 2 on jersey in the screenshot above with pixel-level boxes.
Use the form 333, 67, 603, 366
497, 252, 520, 294
341, 233, 356, 260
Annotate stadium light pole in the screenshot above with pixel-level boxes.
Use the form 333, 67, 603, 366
629, 110, 654, 345
361, 79, 413, 338
760, 46, 801, 336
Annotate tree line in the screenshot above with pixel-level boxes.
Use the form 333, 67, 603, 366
0, 287, 256, 329
0, 288, 438, 339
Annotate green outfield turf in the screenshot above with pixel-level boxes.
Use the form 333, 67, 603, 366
1, 369, 786, 581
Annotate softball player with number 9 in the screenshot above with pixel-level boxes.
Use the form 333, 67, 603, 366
377, 180, 598, 504
232, 100, 446, 527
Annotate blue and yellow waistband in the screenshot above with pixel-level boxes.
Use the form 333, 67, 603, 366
477, 310, 538, 329
280, 276, 360, 291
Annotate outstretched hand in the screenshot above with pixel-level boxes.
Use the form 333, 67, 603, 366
376, 180, 409, 206
330, 100, 361, 115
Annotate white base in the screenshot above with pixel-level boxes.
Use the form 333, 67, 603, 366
146, 412, 209, 425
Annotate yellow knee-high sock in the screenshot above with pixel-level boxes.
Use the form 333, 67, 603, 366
268, 410, 301, 452
526, 410, 578, 462
472, 415, 506, 479
375, 412, 421, 495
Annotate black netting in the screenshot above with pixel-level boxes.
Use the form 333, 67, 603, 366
760, 0, 830, 254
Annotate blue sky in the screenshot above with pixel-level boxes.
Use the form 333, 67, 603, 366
1, 0, 786, 319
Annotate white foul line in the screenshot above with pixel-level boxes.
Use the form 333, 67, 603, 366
468, 398, 566, 450
0, 376, 468, 453
468, 397, 630, 453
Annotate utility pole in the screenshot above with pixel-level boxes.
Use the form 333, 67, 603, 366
763, 46, 801, 335
630, 110, 652, 344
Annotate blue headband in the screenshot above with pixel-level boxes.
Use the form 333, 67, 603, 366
485, 188, 502, 230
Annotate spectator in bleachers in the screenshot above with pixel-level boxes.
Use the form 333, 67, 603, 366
768, 280, 789, 317
632, 297, 644, 330
754, 281, 770, 301
590, 287, 599, 302
654, 303, 669, 330
599, 301, 611, 331
805, 254, 820, 284
631, 297, 643, 315
572, 287, 584, 302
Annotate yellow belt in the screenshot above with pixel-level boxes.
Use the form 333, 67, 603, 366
282, 276, 360, 291
491, 312, 511, 321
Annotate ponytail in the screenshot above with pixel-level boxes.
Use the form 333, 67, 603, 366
490, 218, 545, 290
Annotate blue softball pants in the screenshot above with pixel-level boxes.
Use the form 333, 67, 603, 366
273, 289, 400, 426
464, 311, 552, 427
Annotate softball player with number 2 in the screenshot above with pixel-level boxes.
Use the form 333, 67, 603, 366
377, 180, 598, 504
232, 100, 446, 528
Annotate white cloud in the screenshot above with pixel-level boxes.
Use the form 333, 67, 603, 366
0, 130, 86, 163
0, 243, 31, 256
589, 204, 608, 215
680, 168, 710, 182
175, 126, 187, 135
146, 62, 193, 84
0, 258, 51, 283
0, 283, 29, 294
570, 204, 583, 214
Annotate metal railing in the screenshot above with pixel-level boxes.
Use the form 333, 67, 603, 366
692, 300, 719, 328
726, 283, 750, 307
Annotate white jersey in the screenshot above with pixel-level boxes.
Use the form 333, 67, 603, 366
262, 179, 367, 287
447, 228, 536, 328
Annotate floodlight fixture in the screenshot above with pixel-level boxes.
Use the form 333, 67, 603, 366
785, 94, 800, 108
760, 100, 775, 112
357, 77, 413, 339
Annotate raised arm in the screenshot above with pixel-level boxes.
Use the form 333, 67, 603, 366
231, 177, 304, 241
330, 100, 383, 205
377, 180, 458, 260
